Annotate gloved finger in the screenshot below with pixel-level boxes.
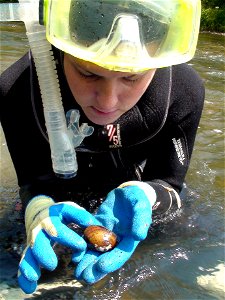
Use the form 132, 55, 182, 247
18, 271, 37, 294
76, 237, 139, 284
31, 230, 58, 270
132, 201, 152, 241
49, 220, 87, 252
19, 246, 41, 282
83, 237, 139, 283
32, 225, 88, 269
75, 250, 101, 280
55, 203, 102, 227
81, 268, 106, 285
93, 191, 117, 230
97, 190, 116, 213
71, 249, 86, 263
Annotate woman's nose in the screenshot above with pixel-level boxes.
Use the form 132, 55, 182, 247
95, 80, 118, 111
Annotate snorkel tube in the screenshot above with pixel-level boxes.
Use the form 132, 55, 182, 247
1, 0, 93, 178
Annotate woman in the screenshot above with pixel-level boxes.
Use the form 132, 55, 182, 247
0, 0, 204, 294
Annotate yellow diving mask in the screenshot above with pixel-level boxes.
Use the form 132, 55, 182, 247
41, 0, 201, 72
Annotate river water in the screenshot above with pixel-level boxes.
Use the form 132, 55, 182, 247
0, 22, 224, 300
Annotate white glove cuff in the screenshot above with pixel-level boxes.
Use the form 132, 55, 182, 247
119, 181, 157, 207
25, 195, 55, 232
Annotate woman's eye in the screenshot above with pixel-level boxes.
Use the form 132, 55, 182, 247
79, 72, 95, 78
123, 76, 139, 83
79, 72, 101, 81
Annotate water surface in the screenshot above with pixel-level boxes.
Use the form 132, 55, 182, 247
0, 23, 224, 300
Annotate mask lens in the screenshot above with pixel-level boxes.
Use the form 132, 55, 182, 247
69, 1, 168, 47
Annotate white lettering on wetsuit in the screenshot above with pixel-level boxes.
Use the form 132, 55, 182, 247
172, 138, 185, 165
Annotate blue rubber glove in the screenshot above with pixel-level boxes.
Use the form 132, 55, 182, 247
18, 195, 100, 294
74, 181, 156, 284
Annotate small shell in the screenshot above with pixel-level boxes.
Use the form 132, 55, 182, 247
84, 225, 117, 252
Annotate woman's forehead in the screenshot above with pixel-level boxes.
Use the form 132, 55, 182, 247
65, 54, 150, 77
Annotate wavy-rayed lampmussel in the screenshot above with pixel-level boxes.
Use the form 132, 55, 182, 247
84, 225, 118, 252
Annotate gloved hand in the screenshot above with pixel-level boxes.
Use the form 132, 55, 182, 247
18, 195, 100, 294
74, 181, 156, 284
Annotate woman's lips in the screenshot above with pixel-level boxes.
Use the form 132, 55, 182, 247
91, 106, 117, 115
86, 106, 121, 125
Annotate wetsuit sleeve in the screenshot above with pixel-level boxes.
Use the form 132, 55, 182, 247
142, 64, 205, 215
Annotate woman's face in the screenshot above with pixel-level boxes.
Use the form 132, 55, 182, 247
64, 54, 156, 125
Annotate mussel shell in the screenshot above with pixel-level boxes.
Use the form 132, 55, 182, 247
84, 225, 117, 252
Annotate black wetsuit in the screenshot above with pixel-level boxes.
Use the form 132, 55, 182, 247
0, 49, 205, 215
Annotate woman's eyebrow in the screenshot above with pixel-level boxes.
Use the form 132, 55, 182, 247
125, 71, 147, 78
74, 63, 96, 75
74, 59, 148, 78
